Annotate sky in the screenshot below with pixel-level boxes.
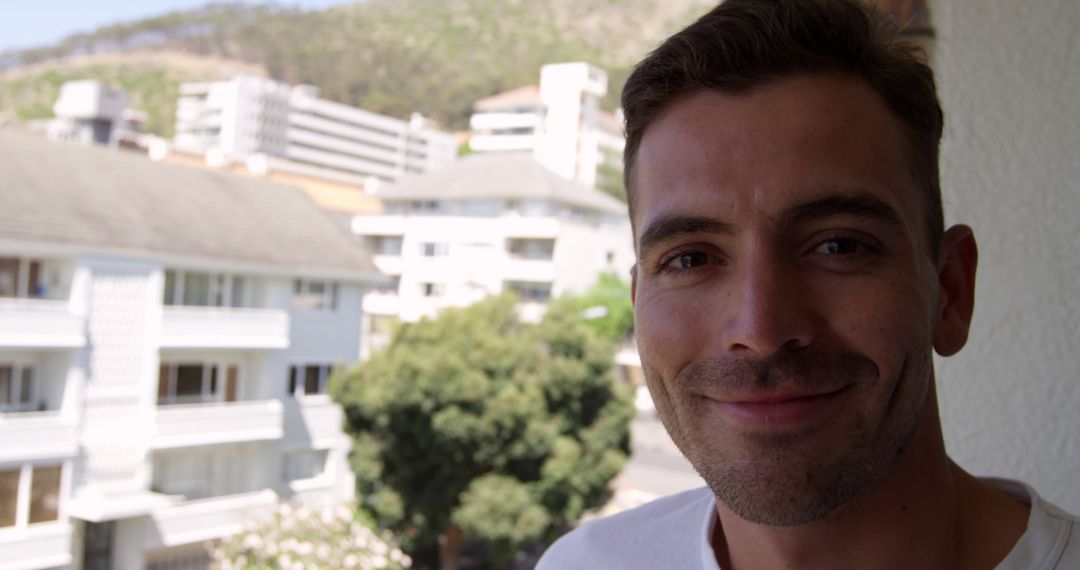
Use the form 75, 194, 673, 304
0, 0, 356, 52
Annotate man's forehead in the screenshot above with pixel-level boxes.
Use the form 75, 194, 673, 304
630, 74, 920, 243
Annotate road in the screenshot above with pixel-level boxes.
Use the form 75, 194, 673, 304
605, 415, 705, 512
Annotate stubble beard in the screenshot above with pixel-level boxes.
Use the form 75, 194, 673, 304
647, 347, 930, 527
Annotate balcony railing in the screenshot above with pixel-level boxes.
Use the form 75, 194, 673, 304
362, 291, 401, 316
284, 397, 346, 449
152, 400, 284, 450
160, 306, 289, 350
0, 411, 78, 462
0, 298, 85, 348
0, 522, 73, 570
142, 489, 278, 549
501, 259, 557, 283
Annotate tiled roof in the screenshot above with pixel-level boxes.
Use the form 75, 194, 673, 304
0, 129, 377, 278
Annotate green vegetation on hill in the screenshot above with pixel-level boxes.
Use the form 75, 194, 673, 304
0, 0, 714, 135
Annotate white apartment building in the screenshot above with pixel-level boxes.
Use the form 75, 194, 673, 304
44, 80, 146, 148
0, 130, 380, 569
172, 75, 458, 187
468, 62, 626, 193
351, 153, 634, 358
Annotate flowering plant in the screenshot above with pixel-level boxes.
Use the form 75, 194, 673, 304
211, 502, 410, 569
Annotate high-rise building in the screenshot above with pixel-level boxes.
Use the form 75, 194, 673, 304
468, 62, 625, 194
172, 75, 458, 187
0, 130, 379, 569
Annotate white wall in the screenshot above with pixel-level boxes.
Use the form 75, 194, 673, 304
932, 0, 1080, 513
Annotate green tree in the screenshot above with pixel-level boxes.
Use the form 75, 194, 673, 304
331, 295, 634, 569
549, 272, 634, 343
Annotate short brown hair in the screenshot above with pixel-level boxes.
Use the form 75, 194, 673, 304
622, 0, 944, 255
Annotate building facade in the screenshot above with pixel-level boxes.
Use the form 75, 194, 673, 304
0, 130, 379, 569
468, 62, 625, 194
350, 153, 634, 359
172, 75, 458, 187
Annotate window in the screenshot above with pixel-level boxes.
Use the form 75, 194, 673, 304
410, 200, 439, 213
0, 257, 44, 298
292, 279, 339, 311
157, 363, 238, 405
0, 464, 63, 528
420, 282, 445, 298
0, 364, 36, 413
163, 270, 248, 308
0, 468, 17, 527
370, 236, 403, 256
28, 465, 61, 524
152, 450, 242, 500
288, 364, 334, 397
283, 450, 329, 482
507, 238, 556, 260
419, 242, 449, 257
506, 281, 552, 303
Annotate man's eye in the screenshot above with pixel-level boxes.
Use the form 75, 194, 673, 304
815, 237, 863, 255
675, 251, 711, 268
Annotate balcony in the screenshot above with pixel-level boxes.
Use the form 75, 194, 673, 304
142, 489, 278, 549
362, 291, 401, 316
502, 259, 557, 283
0, 411, 78, 463
152, 400, 284, 450
160, 306, 289, 350
0, 298, 85, 348
0, 522, 73, 570
498, 216, 560, 239
284, 397, 346, 449
468, 133, 536, 153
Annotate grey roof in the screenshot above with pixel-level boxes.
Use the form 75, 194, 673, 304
377, 154, 629, 215
0, 129, 376, 279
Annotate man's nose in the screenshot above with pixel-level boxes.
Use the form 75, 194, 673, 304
720, 256, 815, 358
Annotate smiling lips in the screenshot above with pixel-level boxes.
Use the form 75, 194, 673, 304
707, 385, 852, 429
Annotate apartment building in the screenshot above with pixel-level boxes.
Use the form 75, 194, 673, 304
468, 62, 625, 193
0, 129, 379, 569
172, 75, 458, 187
351, 153, 634, 358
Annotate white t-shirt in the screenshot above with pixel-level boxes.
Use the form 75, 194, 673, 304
536, 479, 1079, 569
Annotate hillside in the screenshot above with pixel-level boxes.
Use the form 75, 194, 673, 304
0, 0, 714, 136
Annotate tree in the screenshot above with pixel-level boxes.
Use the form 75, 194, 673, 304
548, 272, 634, 343
331, 295, 634, 569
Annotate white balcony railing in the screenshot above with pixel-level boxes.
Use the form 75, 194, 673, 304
160, 306, 289, 350
0, 298, 85, 348
501, 259, 558, 283
142, 489, 278, 549
152, 400, 284, 449
284, 397, 346, 449
468, 133, 536, 152
362, 291, 401, 316
0, 411, 78, 463
498, 216, 560, 239
0, 522, 73, 570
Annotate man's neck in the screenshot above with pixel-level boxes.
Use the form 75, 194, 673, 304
711, 402, 1029, 570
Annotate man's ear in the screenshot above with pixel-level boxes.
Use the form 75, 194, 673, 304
933, 224, 979, 356
630, 264, 638, 307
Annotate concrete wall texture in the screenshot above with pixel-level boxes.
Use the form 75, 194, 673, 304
932, 0, 1080, 513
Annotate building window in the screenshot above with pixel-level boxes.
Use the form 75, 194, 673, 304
0, 257, 44, 298
0, 364, 36, 413
293, 280, 339, 311
410, 200, 439, 213
28, 465, 61, 524
283, 449, 329, 482
152, 450, 242, 500
0, 468, 17, 527
420, 282, 445, 298
505, 281, 552, 303
163, 270, 247, 308
0, 464, 63, 528
369, 236, 403, 256
419, 242, 449, 257
507, 238, 556, 260
157, 363, 238, 405
288, 364, 334, 397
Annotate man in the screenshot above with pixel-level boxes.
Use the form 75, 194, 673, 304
537, 0, 1079, 568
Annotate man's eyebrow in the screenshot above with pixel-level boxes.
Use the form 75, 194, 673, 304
637, 215, 734, 259
785, 193, 903, 227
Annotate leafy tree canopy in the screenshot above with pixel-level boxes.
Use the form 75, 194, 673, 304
548, 272, 634, 343
331, 295, 634, 568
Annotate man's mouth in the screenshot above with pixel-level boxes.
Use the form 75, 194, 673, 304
704, 385, 853, 429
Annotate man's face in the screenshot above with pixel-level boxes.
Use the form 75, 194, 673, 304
630, 73, 946, 526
